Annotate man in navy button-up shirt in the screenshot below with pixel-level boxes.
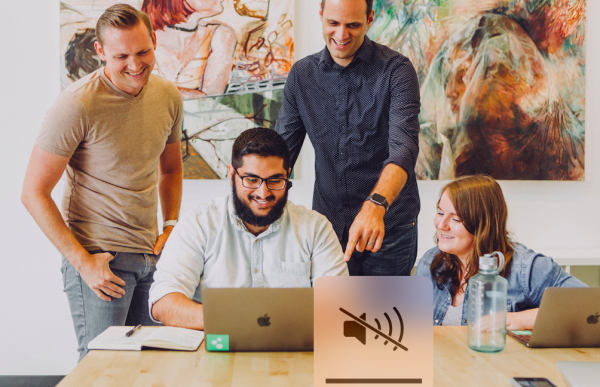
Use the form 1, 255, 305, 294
275, 0, 421, 276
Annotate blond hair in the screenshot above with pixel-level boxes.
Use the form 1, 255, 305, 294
430, 175, 514, 296
96, 4, 154, 46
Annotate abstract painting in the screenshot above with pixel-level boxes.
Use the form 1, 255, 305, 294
368, 0, 585, 180
60, 0, 294, 179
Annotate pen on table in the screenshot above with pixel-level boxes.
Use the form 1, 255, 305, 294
126, 324, 142, 337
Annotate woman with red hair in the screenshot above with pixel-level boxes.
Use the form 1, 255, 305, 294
142, 0, 236, 99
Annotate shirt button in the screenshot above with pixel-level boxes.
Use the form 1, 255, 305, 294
254, 240, 258, 243
447, 297, 450, 301
254, 269, 258, 273
435, 319, 439, 323
463, 319, 467, 323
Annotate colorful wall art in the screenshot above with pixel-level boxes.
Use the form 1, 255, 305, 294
60, 0, 294, 179
369, 0, 585, 180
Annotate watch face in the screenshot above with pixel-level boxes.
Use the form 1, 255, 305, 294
371, 193, 386, 204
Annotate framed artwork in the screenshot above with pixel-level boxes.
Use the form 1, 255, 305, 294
369, 0, 585, 180
60, 0, 294, 179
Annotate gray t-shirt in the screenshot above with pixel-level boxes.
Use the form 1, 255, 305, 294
442, 304, 463, 326
35, 68, 183, 253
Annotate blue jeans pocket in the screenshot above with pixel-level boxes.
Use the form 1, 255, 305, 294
378, 221, 417, 252
359, 219, 418, 276
88, 250, 119, 265
392, 220, 417, 230
108, 252, 120, 265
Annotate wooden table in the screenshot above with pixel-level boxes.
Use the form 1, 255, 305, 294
434, 327, 600, 386
58, 327, 600, 387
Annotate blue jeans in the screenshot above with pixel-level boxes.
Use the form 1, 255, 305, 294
345, 220, 418, 276
61, 251, 161, 361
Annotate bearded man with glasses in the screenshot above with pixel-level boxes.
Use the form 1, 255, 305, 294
149, 128, 348, 329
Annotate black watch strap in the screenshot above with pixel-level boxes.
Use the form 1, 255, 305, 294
367, 193, 389, 211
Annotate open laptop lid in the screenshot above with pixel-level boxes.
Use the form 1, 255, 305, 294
528, 288, 600, 348
203, 288, 314, 352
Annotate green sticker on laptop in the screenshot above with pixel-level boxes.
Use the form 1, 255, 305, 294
206, 334, 229, 351
510, 330, 532, 335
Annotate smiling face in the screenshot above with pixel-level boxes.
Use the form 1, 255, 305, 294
435, 190, 475, 263
320, 0, 374, 67
94, 22, 156, 95
229, 155, 290, 233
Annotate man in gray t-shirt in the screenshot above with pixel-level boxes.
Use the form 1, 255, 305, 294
22, 5, 183, 361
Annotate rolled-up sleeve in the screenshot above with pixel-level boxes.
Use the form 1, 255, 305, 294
385, 58, 421, 178
148, 209, 207, 322
275, 65, 306, 170
527, 254, 587, 308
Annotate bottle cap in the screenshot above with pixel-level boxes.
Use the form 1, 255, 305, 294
479, 251, 505, 275
479, 255, 498, 271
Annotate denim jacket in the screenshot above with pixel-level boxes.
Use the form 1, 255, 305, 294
416, 242, 587, 326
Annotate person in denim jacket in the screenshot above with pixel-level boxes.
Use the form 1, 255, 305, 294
416, 175, 586, 329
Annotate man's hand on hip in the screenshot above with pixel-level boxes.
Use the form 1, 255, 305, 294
344, 201, 386, 261
78, 252, 126, 301
153, 226, 174, 255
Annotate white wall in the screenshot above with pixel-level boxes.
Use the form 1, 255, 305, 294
0, 0, 598, 375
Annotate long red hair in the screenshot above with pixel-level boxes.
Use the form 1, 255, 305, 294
141, 0, 195, 31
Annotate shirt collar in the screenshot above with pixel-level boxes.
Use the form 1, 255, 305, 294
319, 35, 374, 69
99, 66, 148, 100
319, 46, 335, 68
355, 35, 373, 64
227, 194, 284, 238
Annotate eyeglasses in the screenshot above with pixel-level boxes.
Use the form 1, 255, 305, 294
234, 168, 289, 190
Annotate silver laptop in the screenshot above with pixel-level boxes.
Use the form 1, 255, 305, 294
203, 288, 313, 352
507, 288, 600, 348
557, 361, 600, 387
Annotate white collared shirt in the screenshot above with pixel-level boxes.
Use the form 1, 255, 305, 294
148, 195, 348, 315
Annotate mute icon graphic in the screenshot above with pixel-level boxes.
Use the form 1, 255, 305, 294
344, 313, 367, 344
341, 307, 407, 351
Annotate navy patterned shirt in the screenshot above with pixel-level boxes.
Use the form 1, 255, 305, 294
275, 36, 421, 241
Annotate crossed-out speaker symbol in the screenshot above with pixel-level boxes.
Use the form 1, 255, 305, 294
341, 307, 408, 352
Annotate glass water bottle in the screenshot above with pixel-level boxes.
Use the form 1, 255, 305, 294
467, 251, 508, 353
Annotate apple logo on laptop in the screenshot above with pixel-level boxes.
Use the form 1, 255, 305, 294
587, 312, 599, 325
257, 314, 271, 327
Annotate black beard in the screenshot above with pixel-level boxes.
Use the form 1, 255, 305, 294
232, 179, 288, 228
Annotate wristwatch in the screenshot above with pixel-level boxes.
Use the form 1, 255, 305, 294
366, 193, 389, 211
